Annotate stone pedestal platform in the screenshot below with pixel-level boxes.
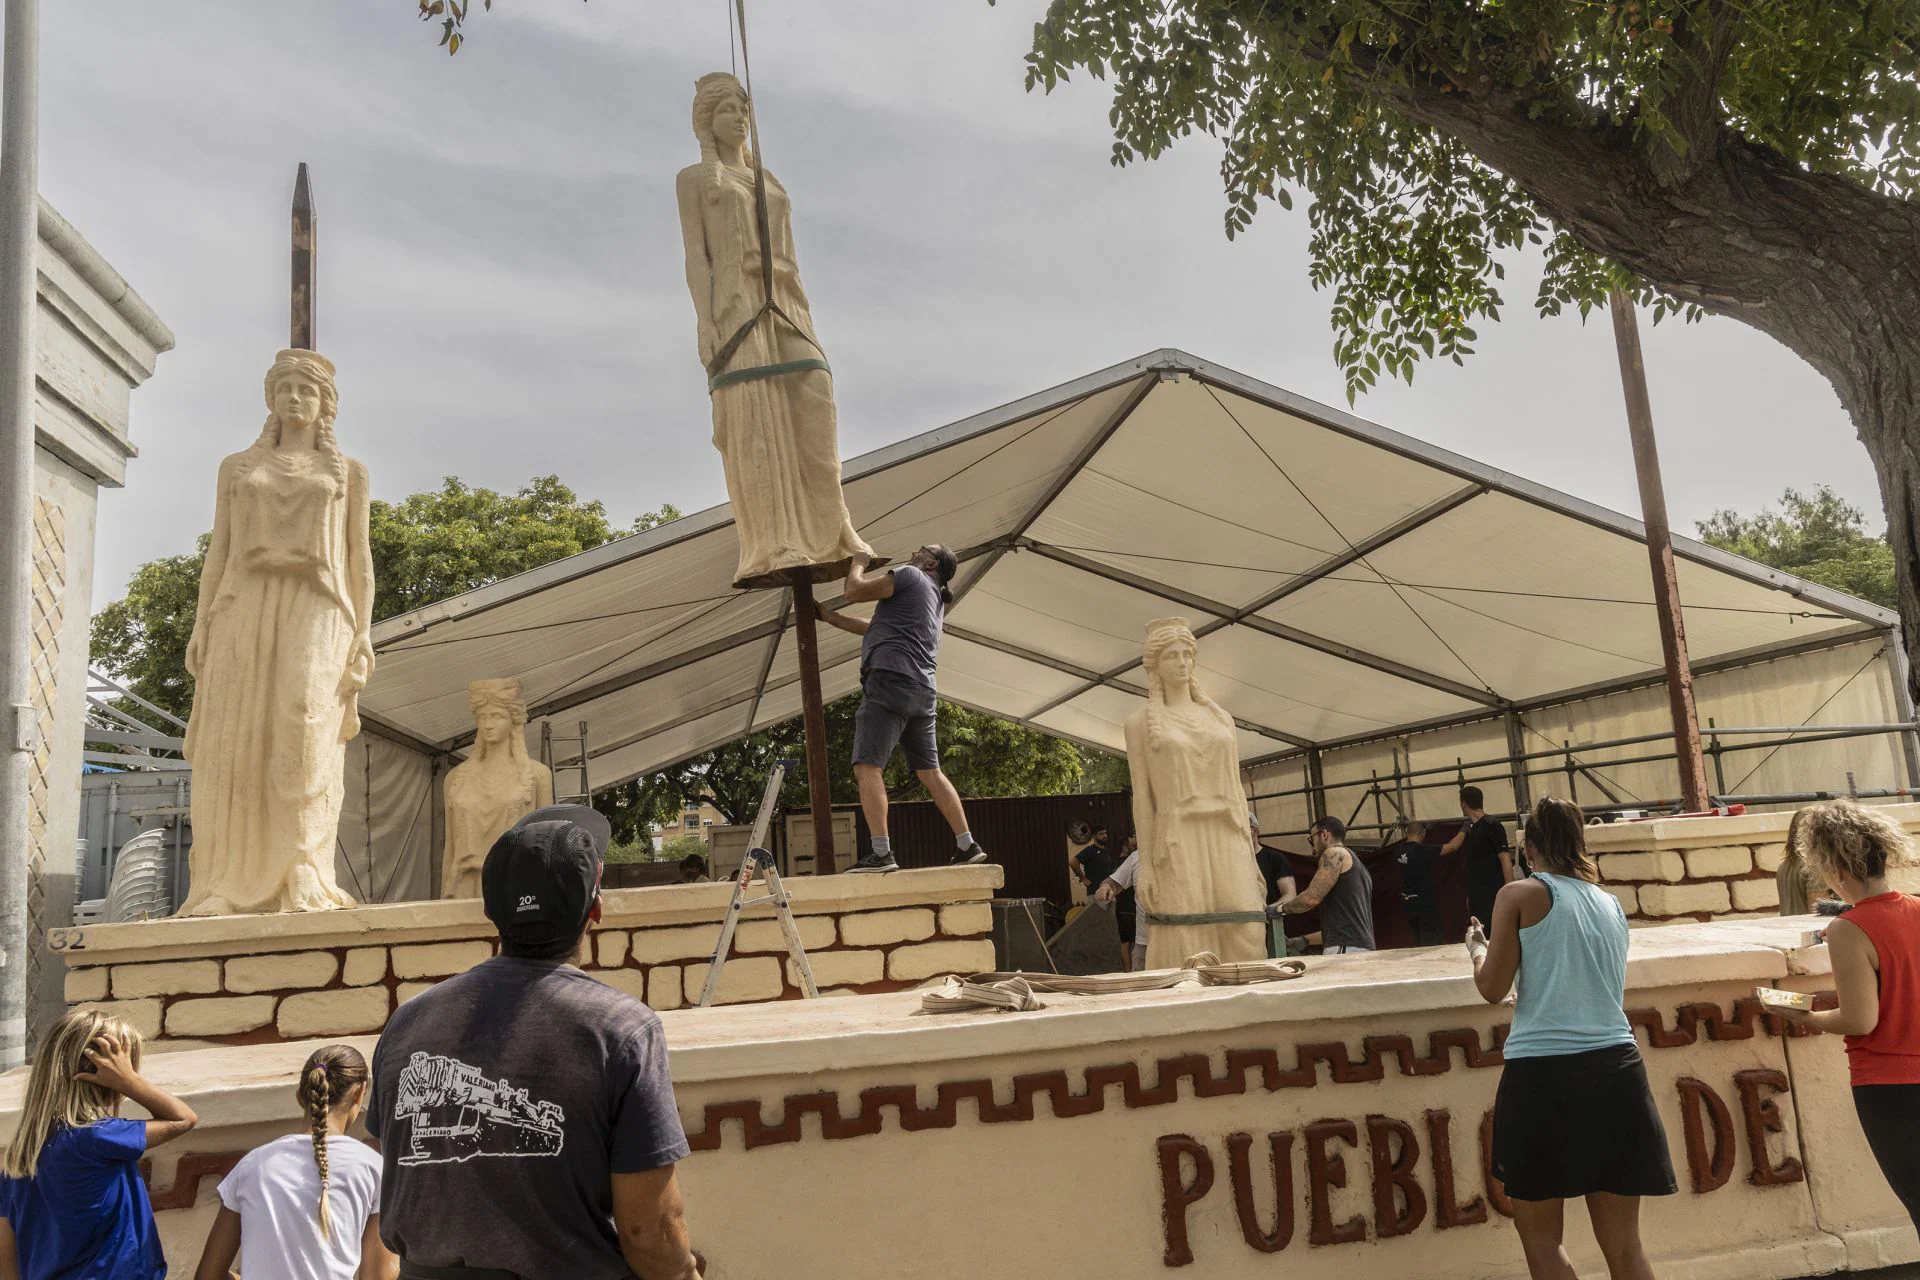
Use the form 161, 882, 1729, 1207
49, 866, 999, 1048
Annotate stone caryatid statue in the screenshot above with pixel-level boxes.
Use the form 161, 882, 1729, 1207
676, 71, 871, 588
1123, 617, 1268, 967
441, 678, 554, 899
178, 349, 373, 916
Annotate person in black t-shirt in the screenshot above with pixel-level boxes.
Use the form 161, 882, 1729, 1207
368, 806, 702, 1280
1075, 825, 1117, 897
1398, 821, 1445, 946
1251, 811, 1297, 907
1442, 785, 1514, 932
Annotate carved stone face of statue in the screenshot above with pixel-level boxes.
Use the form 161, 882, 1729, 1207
476, 706, 512, 748
273, 374, 323, 433
1153, 638, 1196, 693
709, 90, 749, 149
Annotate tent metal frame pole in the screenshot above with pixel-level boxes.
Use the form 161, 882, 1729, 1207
1609, 291, 1709, 812
1305, 748, 1327, 822
790, 581, 836, 874
1887, 625, 1920, 787
1505, 710, 1531, 816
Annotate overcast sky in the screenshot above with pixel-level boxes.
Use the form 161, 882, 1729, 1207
44, 0, 1882, 611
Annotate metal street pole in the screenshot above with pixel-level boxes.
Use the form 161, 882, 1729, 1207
0, 0, 39, 1069
1609, 290, 1711, 812
789, 583, 837, 873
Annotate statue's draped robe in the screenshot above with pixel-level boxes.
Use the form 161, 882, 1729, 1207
1125, 703, 1268, 967
441, 754, 550, 899
180, 448, 360, 915
685, 160, 867, 585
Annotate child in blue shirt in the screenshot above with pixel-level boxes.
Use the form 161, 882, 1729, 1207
0, 1008, 198, 1280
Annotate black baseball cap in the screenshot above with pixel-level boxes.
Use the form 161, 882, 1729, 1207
482, 804, 612, 947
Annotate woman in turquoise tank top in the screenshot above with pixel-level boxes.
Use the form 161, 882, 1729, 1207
1467, 798, 1675, 1280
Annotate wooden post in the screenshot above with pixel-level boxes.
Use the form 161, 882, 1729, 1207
790, 581, 836, 872
291, 162, 315, 349
1609, 290, 1711, 811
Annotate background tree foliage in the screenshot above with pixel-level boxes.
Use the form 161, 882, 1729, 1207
370, 476, 678, 619
1698, 486, 1896, 610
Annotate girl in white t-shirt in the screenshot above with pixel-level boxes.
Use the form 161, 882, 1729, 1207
193, 1045, 396, 1280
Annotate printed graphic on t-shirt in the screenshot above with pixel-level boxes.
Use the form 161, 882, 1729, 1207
392, 1051, 565, 1165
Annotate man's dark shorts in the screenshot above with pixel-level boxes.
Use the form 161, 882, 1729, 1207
853, 669, 938, 771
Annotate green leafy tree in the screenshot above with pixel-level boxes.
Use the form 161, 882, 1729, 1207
1075, 747, 1132, 794
659, 833, 710, 864
370, 478, 676, 620
88, 537, 209, 724
1004, 0, 1920, 683
1698, 487, 1896, 610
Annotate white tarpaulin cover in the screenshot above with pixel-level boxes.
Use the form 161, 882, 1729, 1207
359, 350, 1907, 801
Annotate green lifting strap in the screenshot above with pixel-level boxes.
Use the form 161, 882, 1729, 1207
709, 356, 831, 393
1144, 909, 1270, 926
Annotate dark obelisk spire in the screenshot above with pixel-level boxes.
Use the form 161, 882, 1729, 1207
291, 162, 315, 349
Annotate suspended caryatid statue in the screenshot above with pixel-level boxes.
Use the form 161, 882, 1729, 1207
1123, 617, 1268, 967
441, 678, 554, 899
676, 71, 871, 588
178, 349, 373, 916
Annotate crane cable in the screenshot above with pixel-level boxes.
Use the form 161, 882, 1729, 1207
704, 0, 830, 392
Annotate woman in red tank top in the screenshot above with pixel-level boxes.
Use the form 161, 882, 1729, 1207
1781, 799, 1920, 1229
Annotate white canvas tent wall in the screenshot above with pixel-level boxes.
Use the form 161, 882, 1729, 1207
350, 349, 1915, 893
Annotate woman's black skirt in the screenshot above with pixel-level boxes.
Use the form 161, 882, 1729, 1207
1491, 1042, 1677, 1201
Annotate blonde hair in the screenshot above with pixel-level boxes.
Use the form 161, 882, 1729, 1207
1795, 798, 1914, 890
1141, 617, 1231, 749
2, 1009, 140, 1178
691, 72, 751, 165
296, 1044, 369, 1241
246, 348, 347, 490
1777, 808, 1814, 915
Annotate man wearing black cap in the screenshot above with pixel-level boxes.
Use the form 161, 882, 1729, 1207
367, 805, 702, 1280
817, 545, 987, 873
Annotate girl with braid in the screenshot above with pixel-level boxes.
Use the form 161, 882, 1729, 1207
194, 1045, 395, 1280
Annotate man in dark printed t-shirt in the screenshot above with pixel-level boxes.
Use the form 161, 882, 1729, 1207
368, 806, 702, 1280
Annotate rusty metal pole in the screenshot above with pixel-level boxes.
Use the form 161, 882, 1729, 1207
790, 582, 836, 872
1609, 290, 1711, 811
291, 163, 315, 349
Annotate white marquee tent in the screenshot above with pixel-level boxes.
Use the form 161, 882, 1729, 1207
340, 350, 1917, 896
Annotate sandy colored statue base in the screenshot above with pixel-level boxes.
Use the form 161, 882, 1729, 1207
442, 678, 554, 899
1124, 617, 1266, 966
677, 72, 870, 589
178, 350, 372, 917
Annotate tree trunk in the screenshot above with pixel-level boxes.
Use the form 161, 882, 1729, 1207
1383, 85, 1920, 693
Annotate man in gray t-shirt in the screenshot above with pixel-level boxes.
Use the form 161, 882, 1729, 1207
818, 545, 989, 873
368, 806, 702, 1280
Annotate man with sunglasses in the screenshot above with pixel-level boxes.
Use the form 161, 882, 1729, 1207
817, 545, 987, 873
